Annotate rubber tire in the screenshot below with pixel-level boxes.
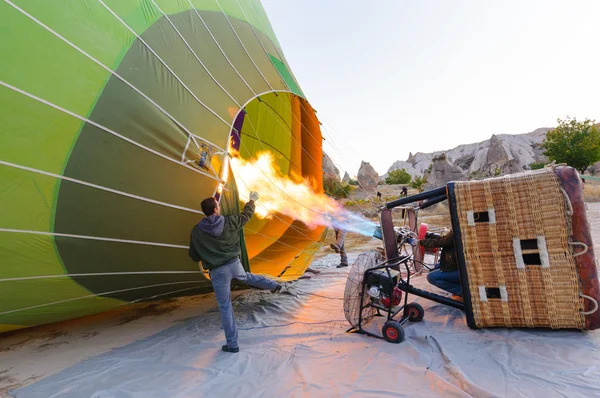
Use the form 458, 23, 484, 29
404, 302, 425, 322
382, 321, 405, 344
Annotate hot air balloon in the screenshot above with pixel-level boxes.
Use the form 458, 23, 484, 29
0, 0, 326, 333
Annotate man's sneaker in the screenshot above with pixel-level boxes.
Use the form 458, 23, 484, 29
330, 243, 340, 253
270, 284, 282, 294
222, 345, 239, 353
336, 263, 349, 268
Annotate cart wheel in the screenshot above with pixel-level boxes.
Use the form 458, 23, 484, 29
404, 302, 425, 322
382, 321, 404, 344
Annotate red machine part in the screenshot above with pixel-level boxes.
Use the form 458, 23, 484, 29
380, 286, 403, 307
418, 223, 439, 257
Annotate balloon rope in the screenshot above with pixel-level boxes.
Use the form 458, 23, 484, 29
4, 0, 225, 158
185, 0, 257, 95
0, 81, 220, 183
214, 0, 275, 92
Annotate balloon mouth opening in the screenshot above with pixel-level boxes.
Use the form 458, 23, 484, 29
221, 92, 329, 275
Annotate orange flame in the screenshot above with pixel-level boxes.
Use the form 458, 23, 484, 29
230, 151, 376, 235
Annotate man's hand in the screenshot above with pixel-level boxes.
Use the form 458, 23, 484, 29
249, 191, 259, 202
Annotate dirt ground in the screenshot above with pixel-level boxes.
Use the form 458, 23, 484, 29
2, 200, 599, 397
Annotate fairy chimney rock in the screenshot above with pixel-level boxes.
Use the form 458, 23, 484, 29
322, 152, 340, 181
342, 171, 351, 183
485, 134, 510, 169
357, 161, 379, 194
423, 153, 468, 190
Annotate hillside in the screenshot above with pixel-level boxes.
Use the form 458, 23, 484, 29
383, 127, 552, 179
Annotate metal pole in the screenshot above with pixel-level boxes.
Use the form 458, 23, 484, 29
385, 186, 447, 209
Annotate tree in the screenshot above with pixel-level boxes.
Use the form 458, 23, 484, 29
410, 176, 426, 192
323, 176, 351, 199
542, 117, 600, 174
385, 168, 412, 185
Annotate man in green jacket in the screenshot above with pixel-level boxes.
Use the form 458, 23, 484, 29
189, 192, 282, 353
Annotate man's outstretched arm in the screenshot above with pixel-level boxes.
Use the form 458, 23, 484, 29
421, 231, 454, 249
228, 193, 258, 231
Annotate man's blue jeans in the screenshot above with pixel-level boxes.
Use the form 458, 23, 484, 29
426, 269, 462, 296
209, 258, 279, 349
335, 229, 348, 265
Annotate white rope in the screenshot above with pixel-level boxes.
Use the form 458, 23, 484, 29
2, 2, 328, 275
97, 0, 233, 131
212, 3, 349, 201
129, 285, 206, 304
245, 227, 317, 247
233, 0, 289, 90
273, 95, 377, 210
261, 100, 375, 214
186, 0, 257, 96
247, 0, 289, 72
3, 0, 221, 154
0, 81, 220, 183
252, 256, 281, 264
0, 271, 204, 283
235, 5, 349, 206
181, 136, 192, 163
0, 280, 205, 316
569, 241, 589, 258
214, 0, 275, 91
581, 293, 599, 316
149, 0, 242, 108
293, 99, 378, 203
560, 187, 574, 216
0, 160, 203, 215
0, 228, 188, 249
245, 97, 376, 214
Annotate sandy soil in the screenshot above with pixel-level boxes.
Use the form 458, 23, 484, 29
2, 203, 599, 397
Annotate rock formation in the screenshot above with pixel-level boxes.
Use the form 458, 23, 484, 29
357, 161, 379, 194
342, 171, 351, 184
322, 152, 340, 181
485, 134, 510, 169
385, 127, 552, 178
423, 154, 468, 190
454, 154, 475, 171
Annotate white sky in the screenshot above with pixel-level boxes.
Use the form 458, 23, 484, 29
262, 0, 600, 176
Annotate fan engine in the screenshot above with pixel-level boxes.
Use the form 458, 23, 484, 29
365, 270, 402, 308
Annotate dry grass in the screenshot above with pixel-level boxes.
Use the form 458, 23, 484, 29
584, 184, 600, 202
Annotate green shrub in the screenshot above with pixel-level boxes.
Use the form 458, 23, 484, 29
529, 162, 546, 170
410, 176, 426, 192
385, 168, 412, 185
323, 176, 351, 199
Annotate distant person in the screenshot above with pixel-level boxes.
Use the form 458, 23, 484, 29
376, 191, 382, 200
401, 186, 408, 198
330, 227, 349, 268
189, 192, 282, 353
411, 229, 462, 301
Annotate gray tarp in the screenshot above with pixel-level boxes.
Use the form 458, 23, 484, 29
14, 254, 600, 397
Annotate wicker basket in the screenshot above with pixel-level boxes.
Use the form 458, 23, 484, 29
448, 167, 599, 329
